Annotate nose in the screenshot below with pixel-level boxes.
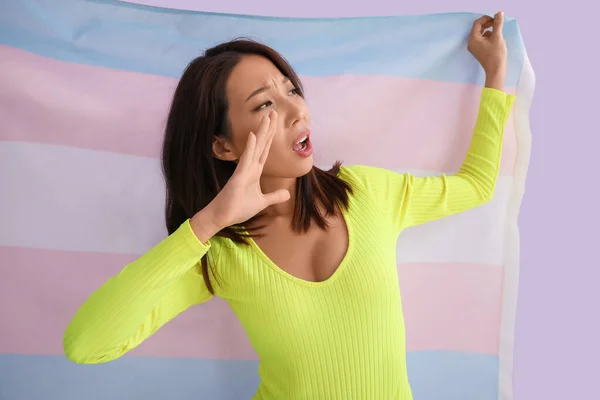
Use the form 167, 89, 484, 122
286, 99, 306, 128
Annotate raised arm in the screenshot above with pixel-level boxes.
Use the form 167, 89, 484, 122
390, 12, 515, 230
343, 85, 515, 236
392, 86, 515, 231
342, 12, 516, 234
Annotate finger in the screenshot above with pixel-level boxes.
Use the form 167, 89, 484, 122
253, 112, 273, 163
471, 15, 493, 36
482, 19, 494, 33
259, 112, 278, 165
237, 132, 256, 172
478, 20, 494, 40
263, 189, 291, 206
258, 111, 279, 164
266, 110, 278, 139
492, 11, 504, 38
254, 114, 271, 148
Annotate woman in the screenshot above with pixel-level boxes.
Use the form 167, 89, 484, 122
64, 12, 514, 399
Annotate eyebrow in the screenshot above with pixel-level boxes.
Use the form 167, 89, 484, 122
245, 77, 290, 102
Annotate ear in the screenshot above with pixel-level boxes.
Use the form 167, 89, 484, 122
212, 136, 238, 162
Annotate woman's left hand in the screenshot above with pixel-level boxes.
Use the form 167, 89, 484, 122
468, 12, 507, 89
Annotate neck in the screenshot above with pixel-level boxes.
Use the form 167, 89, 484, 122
260, 175, 298, 218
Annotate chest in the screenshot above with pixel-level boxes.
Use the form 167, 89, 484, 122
251, 213, 349, 283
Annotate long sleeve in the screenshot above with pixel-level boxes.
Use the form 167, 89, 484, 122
63, 219, 214, 364
343, 87, 516, 235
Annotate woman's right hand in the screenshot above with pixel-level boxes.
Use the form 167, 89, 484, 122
191, 110, 291, 240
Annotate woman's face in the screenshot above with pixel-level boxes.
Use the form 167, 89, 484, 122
214, 54, 313, 179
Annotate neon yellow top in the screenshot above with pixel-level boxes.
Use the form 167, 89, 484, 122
64, 87, 516, 399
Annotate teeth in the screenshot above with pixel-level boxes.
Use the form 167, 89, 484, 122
298, 136, 307, 144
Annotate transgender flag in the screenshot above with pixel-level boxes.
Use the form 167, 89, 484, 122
0, 1, 534, 399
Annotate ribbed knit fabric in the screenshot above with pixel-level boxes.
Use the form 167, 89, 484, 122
64, 87, 516, 399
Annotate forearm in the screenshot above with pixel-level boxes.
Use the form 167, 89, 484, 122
456, 85, 515, 200
63, 219, 211, 363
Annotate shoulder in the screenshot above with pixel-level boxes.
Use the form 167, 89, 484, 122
339, 164, 390, 182
205, 233, 253, 274
206, 235, 233, 265
338, 164, 406, 192
202, 234, 245, 296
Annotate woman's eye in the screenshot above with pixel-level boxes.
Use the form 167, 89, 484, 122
254, 88, 298, 112
257, 101, 272, 110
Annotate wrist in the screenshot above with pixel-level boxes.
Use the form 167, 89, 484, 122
484, 68, 506, 92
190, 206, 223, 243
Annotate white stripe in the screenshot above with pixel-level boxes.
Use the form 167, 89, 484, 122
395, 175, 510, 265
0, 142, 168, 254
387, 168, 511, 265
497, 54, 535, 399
1, 142, 512, 265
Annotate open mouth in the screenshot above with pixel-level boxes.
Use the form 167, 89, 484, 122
293, 134, 309, 152
292, 130, 313, 157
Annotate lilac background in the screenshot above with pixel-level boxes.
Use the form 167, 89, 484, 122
123, 1, 598, 399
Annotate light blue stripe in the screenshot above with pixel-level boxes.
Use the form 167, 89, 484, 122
0, 351, 498, 399
407, 351, 499, 399
0, 0, 525, 86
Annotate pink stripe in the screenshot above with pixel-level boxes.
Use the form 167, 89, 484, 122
0, 45, 517, 175
0, 247, 502, 358
399, 262, 503, 354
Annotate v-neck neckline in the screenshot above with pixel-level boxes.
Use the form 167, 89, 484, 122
243, 205, 354, 288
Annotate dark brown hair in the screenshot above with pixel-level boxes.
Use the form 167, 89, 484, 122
161, 38, 352, 294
